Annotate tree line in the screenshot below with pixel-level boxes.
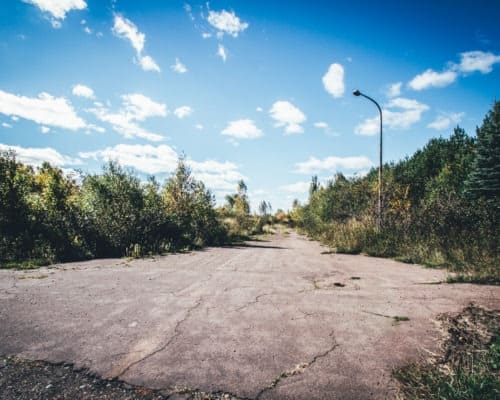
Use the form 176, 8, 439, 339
0, 155, 268, 267
290, 101, 499, 282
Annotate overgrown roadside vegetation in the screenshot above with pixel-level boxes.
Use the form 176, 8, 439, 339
393, 304, 499, 399
0, 154, 273, 269
290, 102, 499, 283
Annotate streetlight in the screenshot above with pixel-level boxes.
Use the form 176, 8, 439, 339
353, 89, 383, 229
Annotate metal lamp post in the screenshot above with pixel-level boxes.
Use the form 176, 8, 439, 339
353, 89, 383, 229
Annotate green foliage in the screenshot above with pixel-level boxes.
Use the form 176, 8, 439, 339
292, 103, 500, 280
393, 306, 499, 399
163, 158, 225, 248
466, 101, 500, 206
0, 155, 229, 266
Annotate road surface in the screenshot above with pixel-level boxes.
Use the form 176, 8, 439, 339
0, 232, 498, 399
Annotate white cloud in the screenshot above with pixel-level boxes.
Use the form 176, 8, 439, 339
322, 63, 345, 98
279, 181, 310, 193
174, 106, 193, 119
221, 119, 263, 139
40, 126, 50, 133
355, 116, 379, 136
184, 3, 194, 21
207, 10, 248, 38
458, 51, 500, 74
217, 44, 228, 62
112, 14, 144, 53
427, 112, 464, 131
2, 122, 12, 128
269, 101, 306, 134
0, 89, 86, 130
72, 84, 95, 99
138, 55, 161, 72
295, 156, 373, 175
80, 143, 245, 191
195, 124, 204, 130
80, 144, 178, 175
112, 14, 160, 72
408, 51, 500, 92
201, 33, 212, 39
121, 93, 167, 120
11, 116, 19, 121
23, 0, 86, 21
386, 82, 402, 97
408, 69, 457, 90
84, 26, 91, 34
256, 107, 263, 112
355, 97, 429, 135
86, 94, 167, 142
171, 58, 188, 74
0, 143, 81, 167
314, 122, 328, 129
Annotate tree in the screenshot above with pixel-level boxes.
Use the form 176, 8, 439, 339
258, 200, 268, 216
0, 151, 36, 261
163, 158, 222, 247
309, 175, 319, 197
80, 162, 145, 256
465, 101, 500, 204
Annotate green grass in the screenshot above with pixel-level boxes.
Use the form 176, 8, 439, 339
0, 258, 51, 270
393, 305, 500, 399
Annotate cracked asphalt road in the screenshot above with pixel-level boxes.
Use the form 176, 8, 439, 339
0, 232, 498, 399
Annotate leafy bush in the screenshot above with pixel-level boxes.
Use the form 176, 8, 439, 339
292, 103, 500, 281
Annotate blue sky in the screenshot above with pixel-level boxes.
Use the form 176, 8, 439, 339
1, 0, 499, 211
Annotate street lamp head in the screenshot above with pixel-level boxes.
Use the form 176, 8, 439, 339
353, 89, 361, 96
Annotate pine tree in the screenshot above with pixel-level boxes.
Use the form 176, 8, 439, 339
465, 101, 500, 204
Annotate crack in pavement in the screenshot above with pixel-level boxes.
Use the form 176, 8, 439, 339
116, 296, 205, 378
233, 293, 274, 312
255, 330, 338, 399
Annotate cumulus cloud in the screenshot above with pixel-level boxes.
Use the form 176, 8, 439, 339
138, 55, 160, 72
221, 119, 263, 139
427, 112, 464, 131
121, 93, 167, 120
207, 9, 248, 38
80, 144, 178, 175
86, 93, 167, 142
72, 84, 95, 99
0, 143, 81, 167
23, 0, 86, 26
386, 82, 402, 97
279, 181, 310, 193
174, 106, 193, 119
171, 58, 188, 74
295, 156, 373, 175
408, 69, 457, 90
314, 122, 328, 129
2, 122, 12, 128
355, 97, 429, 135
322, 63, 345, 98
79, 143, 245, 192
112, 14, 160, 72
0, 89, 86, 130
269, 101, 307, 134
408, 50, 500, 91
458, 51, 500, 74
217, 44, 228, 62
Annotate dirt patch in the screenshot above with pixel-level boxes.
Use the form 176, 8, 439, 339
393, 304, 500, 399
